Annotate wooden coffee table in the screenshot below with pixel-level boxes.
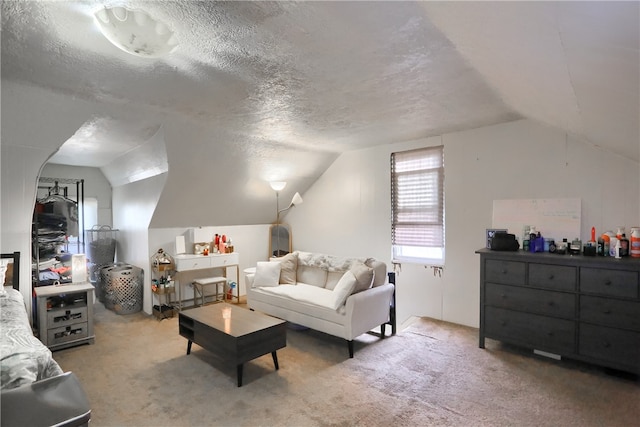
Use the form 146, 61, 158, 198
178, 303, 286, 386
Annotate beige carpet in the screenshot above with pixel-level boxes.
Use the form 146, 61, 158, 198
52, 303, 639, 427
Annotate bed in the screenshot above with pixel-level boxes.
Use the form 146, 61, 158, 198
1, 251, 91, 427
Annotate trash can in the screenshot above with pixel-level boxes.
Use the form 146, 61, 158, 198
103, 264, 143, 315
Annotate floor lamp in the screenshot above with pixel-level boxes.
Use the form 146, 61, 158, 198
270, 182, 303, 257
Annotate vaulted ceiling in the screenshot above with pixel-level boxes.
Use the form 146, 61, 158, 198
2, 1, 638, 225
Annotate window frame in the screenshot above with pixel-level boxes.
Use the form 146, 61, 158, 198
391, 145, 445, 266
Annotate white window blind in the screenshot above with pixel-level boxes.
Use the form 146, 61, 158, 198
391, 146, 445, 264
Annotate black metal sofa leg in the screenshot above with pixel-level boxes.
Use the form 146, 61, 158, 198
348, 340, 354, 358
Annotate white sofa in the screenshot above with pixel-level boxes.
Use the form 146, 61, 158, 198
245, 251, 395, 357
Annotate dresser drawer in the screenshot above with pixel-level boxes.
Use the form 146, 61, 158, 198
485, 260, 526, 286
486, 283, 575, 319
176, 256, 211, 271
580, 268, 638, 298
47, 307, 88, 328
47, 322, 89, 346
485, 307, 575, 355
210, 253, 239, 268
529, 264, 576, 291
580, 296, 640, 331
579, 324, 640, 372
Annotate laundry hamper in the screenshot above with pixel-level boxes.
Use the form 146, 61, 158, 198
86, 225, 118, 287
103, 264, 143, 315
97, 262, 128, 303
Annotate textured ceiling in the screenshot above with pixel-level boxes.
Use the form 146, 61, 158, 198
1, 1, 638, 208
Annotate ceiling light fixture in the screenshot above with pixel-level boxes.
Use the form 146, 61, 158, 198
94, 6, 177, 58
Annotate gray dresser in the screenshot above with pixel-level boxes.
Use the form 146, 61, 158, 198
477, 248, 640, 374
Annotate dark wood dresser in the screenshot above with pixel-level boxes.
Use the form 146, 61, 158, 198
476, 248, 640, 374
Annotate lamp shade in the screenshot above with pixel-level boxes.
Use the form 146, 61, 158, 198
270, 181, 287, 192
291, 192, 303, 206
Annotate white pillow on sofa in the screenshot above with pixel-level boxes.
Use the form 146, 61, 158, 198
331, 270, 357, 310
253, 262, 281, 288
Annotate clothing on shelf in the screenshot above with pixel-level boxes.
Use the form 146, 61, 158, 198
39, 194, 79, 237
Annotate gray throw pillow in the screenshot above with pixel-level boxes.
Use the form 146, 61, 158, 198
350, 262, 374, 293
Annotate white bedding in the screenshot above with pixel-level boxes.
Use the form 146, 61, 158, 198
0, 288, 63, 390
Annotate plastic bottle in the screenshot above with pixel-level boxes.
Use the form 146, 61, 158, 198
631, 227, 640, 258
570, 238, 582, 255
602, 231, 614, 256
609, 236, 618, 257
619, 234, 629, 257
615, 239, 622, 259
226, 282, 235, 300
557, 238, 568, 254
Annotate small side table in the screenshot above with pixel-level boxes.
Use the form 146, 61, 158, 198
35, 282, 95, 350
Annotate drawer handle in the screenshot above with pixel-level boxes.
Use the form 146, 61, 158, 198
53, 312, 82, 323
500, 321, 507, 327
603, 342, 611, 348
547, 301, 554, 307
603, 309, 612, 315
548, 274, 554, 280
604, 280, 612, 286
547, 331, 554, 337
500, 294, 507, 299
501, 269, 508, 274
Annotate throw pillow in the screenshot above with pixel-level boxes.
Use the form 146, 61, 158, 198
278, 252, 298, 284
253, 261, 281, 288
331, 270, 358, 310
350, 262, 375, 293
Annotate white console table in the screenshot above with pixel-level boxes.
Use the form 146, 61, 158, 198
173, 252, 240, 309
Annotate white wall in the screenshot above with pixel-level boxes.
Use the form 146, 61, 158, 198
112, 173, 167, 314
288, 119, 640, 328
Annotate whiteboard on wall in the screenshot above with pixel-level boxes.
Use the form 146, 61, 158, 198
492, 198, 581, 242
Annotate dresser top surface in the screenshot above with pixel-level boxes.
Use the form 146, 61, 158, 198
476, 248, 640, 270
34, 282, 95, 297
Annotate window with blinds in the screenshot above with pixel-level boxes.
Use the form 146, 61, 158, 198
391, 146, 445, 264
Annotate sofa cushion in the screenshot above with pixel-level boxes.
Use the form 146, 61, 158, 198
259, 284, 336, 309
367, 260, 387, 287
297, 265, 327, 288
350, 262, 375, 293
253, 261, 281, 288
325, 271, 344, 290
278, 252, 298, 284
249, 285, 348, 322
331, 270, 358, 309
